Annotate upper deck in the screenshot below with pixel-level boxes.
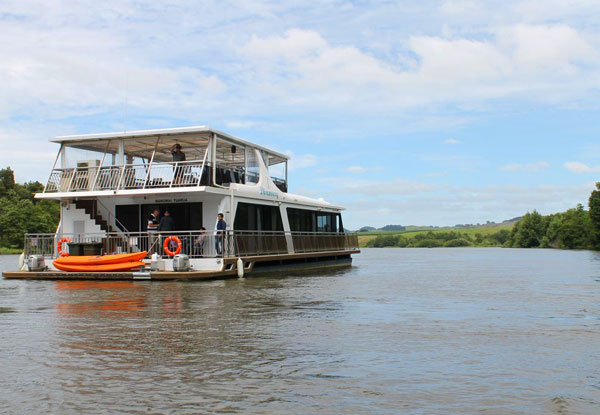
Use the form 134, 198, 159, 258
40, 126, 289, 197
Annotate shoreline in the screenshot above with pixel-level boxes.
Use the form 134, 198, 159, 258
0, 250, 22, 255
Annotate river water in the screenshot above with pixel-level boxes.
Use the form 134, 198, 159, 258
1, 248, 600, 414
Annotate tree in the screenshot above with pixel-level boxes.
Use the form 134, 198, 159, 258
589, 182, 600, 248
555, 204, 591, 249
511, 211, 546, 248
0, 167, 15, 196
0, 167, 60, 249
543, 213, 563, 248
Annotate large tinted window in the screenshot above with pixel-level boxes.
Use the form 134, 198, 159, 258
288, 208, 343, 232
115, 204, 140, 232
117, 202, 203, 232
141, 203, 202, 231
234, 202, 283, 231
287, 208, 315, 232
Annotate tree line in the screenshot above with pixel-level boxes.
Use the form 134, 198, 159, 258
508, 183, 600, 249
2, 164, 600, 252
0, 167, 59, 251
367, 182, 600, 250
366, 229, 510, 248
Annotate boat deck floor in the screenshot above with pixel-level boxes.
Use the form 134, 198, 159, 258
3, 250, 359, 281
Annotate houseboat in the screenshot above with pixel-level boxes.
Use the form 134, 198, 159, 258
3, 126, 359, 280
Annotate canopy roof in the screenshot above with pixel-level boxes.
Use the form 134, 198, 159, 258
52, 126, 289, 165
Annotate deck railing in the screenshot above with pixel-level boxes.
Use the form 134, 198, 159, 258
24, 231, 359, 259
44, 161, 287, 193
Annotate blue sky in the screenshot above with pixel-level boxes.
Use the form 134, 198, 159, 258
1, 0, 600, 229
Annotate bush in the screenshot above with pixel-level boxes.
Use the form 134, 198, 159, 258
487, 229, 510, 245
443, 238, 470, 247
411, 239, 443, 248
368, 235, 399, 247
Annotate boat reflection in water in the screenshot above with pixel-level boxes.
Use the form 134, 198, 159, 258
55, 281, 187, 317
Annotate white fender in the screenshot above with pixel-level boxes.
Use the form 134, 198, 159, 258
18, 252, 26, 271
237, 257, 244, 278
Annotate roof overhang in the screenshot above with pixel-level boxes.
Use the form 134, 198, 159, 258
51, 126, 289, 163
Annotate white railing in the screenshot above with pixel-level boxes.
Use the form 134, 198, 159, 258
43, 161, 288, 193
44, 160, 208, 193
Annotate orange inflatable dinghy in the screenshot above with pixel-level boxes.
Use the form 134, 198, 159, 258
53, 251, 147, 266
52, 260, 146, 272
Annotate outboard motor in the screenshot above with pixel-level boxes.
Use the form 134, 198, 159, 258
27, 255, 46, 272
172, 254, 190, 272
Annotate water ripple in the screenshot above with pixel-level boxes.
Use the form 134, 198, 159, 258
2, 248, 600, 414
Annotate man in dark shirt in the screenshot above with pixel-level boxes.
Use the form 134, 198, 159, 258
159, 210, 176, 254
147, 208, 160, 254
215, 213, 226, 255
148, 209, 160, 231
158, 210, 175, 232
171, 143, 186, 162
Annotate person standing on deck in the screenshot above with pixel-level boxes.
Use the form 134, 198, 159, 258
147, 208, 160, 254
171, 143, 186, 185
158, 210, 175, 232
159, 210, 176, 254
215, 213, 226, 255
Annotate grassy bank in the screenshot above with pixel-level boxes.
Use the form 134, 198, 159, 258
358, 225, 513, 248
0, 247, 23, 255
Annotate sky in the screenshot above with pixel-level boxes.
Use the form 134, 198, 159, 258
1, 0, 600, 229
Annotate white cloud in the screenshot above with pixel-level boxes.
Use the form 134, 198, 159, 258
512, 0, 600, 23
500, 161, 550, 172
236, 23, 600, 115
564, 161, 600, 173
346, 166, 366, 173
0, 124, 67, 182
288, 153, 317, 170
444, 138, 461, 145
441, 0, 486, 17
0, 22, 226, 120
496, 24, 596, 76
322, 177, 436, 196
0, 2, 598, 127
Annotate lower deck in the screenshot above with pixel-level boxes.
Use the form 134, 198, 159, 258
3, 250, 358, 281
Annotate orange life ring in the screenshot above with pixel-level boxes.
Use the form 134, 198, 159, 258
57, 237, 71, 257
163, 235, 182, 257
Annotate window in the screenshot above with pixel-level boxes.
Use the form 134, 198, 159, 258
245, 148, 259, 184
115, 204, 140, 232
288, 208, 343, 233
287, 208, 315, 232
116, 203, 203, 232
234, 202, 283, 231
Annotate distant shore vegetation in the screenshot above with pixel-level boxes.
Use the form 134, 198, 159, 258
2, 164, 600, 253
361, 227, 511, 248
362, 183, 600, 251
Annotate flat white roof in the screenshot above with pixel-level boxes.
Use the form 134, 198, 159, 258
51, 125, 289, 161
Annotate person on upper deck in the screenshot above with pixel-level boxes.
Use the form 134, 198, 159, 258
171, 144, 186, 185
171, 143, 186, 162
